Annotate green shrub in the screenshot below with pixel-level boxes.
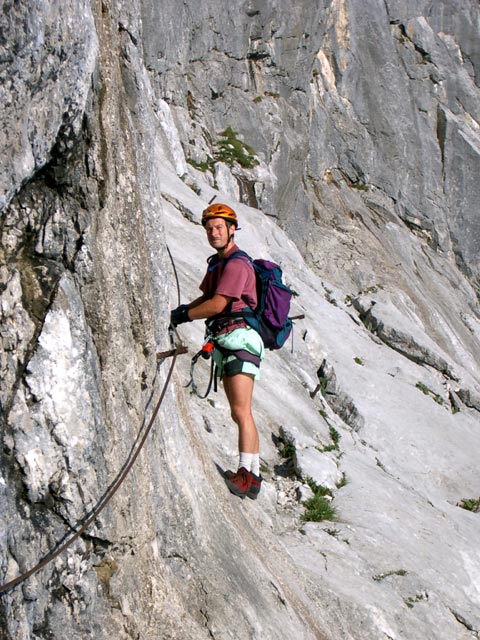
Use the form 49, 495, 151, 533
215, 127, 259, 169
302, 493, 336, 522
187, 127, 259, 172
302, 480, 336, 522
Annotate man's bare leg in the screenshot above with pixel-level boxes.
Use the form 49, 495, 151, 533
223, 373, 259, 454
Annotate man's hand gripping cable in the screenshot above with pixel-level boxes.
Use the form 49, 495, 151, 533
156, 324, 188, 361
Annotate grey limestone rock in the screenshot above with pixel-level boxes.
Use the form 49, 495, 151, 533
1, 1, 480, 639
0, 0, 98, 211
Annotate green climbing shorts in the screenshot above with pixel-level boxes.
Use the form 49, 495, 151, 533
213, 327, 265, 380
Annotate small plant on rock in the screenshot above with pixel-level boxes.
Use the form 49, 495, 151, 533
214, 126, 259, 169
415, 382, 445, 406
321, 425, 341, 453
275, 432, 297, 477
372, 569, 408, 582
405, 591, 428, 608
187, 157, 214, 173
457, 497, 480, 513
329, 426, 340, 447
260, 461, 270, 475
416, 382, 430, 395
279, 440, 295, 460
336, 473, 348, 489
302, 479, 336, 522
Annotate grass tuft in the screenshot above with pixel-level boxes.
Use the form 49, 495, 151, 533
457, 497, 480, 513
302, 479, 336, 522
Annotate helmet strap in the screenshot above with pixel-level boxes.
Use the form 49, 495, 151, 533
218, 225, 235, 256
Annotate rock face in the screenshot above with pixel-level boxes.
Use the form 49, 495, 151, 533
1, 1, 480, 639
142, 0, 480, 290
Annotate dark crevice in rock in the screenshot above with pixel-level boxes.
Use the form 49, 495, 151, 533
199, 580, 215, 639
237, 174, 259, 208
352, 298, 457, 380
398, 22, 432, 62
162, 193, 198, 224
81, 533, 114, 553
375, 457, 395, 477
247, 50, 271, 62
270, 580, 288, 606
316, 358, 364, 432
118, 22, 138, 47
272, 431, 297, 479
449, 609, 479, 635
447, 387, 462, 414
436, 105, 447, 188
455, 387, 480, 413
165, 552, 188, 563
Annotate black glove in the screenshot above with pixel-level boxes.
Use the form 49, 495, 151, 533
170, 304, 191, 327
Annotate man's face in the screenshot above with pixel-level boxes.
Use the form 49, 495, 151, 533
205, 218, 233, 250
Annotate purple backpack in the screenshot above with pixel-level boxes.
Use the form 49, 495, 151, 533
226, 251, 294, 350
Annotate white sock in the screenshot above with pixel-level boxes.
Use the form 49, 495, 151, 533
239, 452, 253, 472
251, 454, 260, 477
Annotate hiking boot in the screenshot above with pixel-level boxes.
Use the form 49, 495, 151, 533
224, 467, 251, 498
224, 468, 263, 500
247, 472, 263, 500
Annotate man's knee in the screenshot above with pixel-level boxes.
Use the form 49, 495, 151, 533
230, 406, 247, 425
229, 403, 252, 426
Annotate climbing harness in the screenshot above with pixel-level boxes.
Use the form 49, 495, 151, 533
0, 245, 187, 595
185, 330, 263, 400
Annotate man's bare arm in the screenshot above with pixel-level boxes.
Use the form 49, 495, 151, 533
187, 294, 232, 320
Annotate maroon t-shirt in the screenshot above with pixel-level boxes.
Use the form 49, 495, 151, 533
199, 244, 257, 313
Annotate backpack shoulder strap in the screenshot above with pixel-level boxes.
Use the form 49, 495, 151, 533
223, 249, 252, 264
207, 250, 252, 272
207, 253, 219, 271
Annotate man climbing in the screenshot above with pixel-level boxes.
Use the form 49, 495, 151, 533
170, 203, 264, 500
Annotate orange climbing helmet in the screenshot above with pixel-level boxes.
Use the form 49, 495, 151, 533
201, 203, 238, 228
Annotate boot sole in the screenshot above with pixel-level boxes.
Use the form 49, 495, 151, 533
225, 479, 248, 499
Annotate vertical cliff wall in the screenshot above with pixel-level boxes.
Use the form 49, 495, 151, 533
1, 1, 480, 639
